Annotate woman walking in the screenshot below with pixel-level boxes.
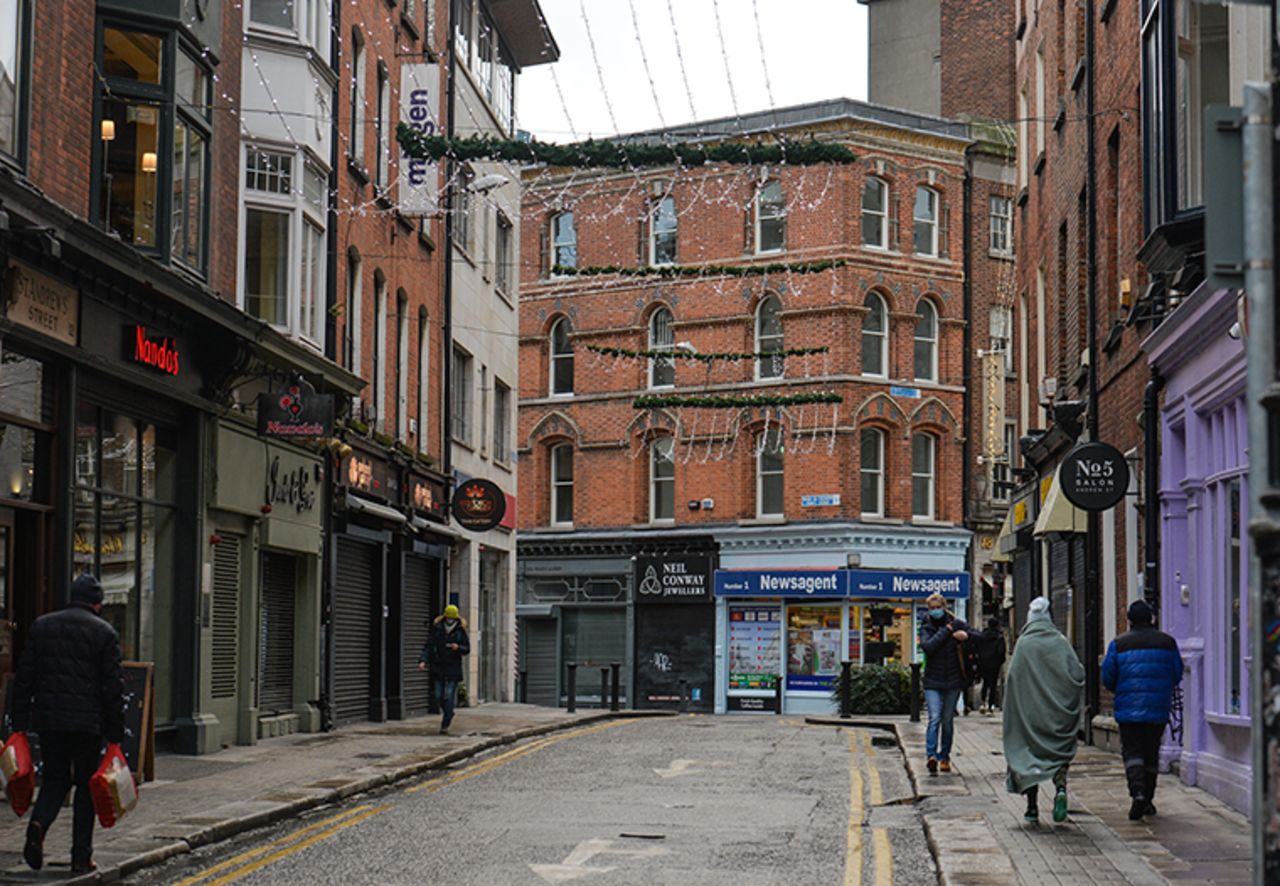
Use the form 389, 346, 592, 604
919, 592, 972, 775
1003, 597, 1085, 825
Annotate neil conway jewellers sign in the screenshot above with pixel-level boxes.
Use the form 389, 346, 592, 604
635, 554, 712, 603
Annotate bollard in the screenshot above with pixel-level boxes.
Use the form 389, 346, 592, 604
566, 661, 577, 713
910, 662, 922, 723
774, 676, 783, 715
840, 660, 853, 719
610, 662, 621, 711
677, 678, 689, 713
518, 670, 527, 704
600, 668, 610, 709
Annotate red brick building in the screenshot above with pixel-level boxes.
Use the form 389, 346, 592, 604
515, 101, 1002, 714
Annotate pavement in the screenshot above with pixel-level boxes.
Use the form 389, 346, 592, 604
0, 704, 672, 884
809, 710, 1252, 885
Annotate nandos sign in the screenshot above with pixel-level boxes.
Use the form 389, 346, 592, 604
257, 379, 334, 439
128, 326, 180, 376
1060, 442, 1130, 512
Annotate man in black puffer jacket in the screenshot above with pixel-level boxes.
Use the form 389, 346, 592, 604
12, 574, 125, 874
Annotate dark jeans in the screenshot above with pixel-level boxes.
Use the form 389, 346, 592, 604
32, 731, 103, 865
434, 677, 458, 728
980, 669, 1001, 708
925, 688, 961, 762
1119, 721, 1166, 801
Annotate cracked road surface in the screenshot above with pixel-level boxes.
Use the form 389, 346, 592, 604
134, 716, 936, 885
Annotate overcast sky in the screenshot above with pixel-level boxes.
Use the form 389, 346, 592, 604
516, 0, 870, 142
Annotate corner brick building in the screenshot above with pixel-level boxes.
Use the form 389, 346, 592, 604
515, 100, 1016, 715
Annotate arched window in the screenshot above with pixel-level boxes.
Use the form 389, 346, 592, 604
756, 296, 784, 380
862, 293, 888, 377
550, 318, 574, 395
860, 428, 884, 517
649, 308, 675, 388
650, 437, 675, 522
914, 299, 938, 382
913, 186, 939, 256
757, 428, 784, 517
550, 444, 574, 526
650, 196, 677, 265
862, 177, 889, 249
551, 211, 576, 270
912, 433, 936, 519
756, 181, 786, 253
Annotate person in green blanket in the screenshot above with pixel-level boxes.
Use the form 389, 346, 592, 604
1003, 596, 1085, 826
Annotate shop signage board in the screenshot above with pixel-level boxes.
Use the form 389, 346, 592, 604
265, 455, 318, 514
715, 569, 848, 597
398, 62, 441, 217
4, 260, 79, 345
257, 380, 334, 438
1059, 442, 1130, 511
408, 473, 449, 523
848, 569, 969, 600
801, 494, 840, 508
128, 325, 181, 376
342, 448, 400, 501
451, 477, 506, 531
983, 351, 1005, 460
635, 553, 712, 603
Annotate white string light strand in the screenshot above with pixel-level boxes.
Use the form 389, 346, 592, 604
626, 0, 667, 130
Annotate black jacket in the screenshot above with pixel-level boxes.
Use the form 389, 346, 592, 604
919, 614, 972, 691
12, 603, 125, 742
978, 627, 1006, 673
419, 618, 470, 682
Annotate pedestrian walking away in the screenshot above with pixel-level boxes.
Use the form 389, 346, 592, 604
10, 574, 125, 874
419, 604, 470, 734
1101, 599, 1183, 821
1002, 597, 1085, 826
978, 616, 1006, 714
918, 591, 972, 775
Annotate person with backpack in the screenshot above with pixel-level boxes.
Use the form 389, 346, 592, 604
918, 592, 973, 775
1003, 596, 1085, 826
978, 617, 1007, 713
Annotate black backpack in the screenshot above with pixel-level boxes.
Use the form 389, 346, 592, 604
957, 634, 983, 687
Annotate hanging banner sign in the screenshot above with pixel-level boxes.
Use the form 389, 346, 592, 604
409, 473, 449, 523
983, 351, 1006, 460
257, 380, 334, 438
451, 477, 506, 532
1060, 441, 1130, 511
398, 62, 441, 217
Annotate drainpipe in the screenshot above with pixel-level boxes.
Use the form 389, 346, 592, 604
961, 153, 975, 608
1083, 0, 1102, 728
440, 4, 458, 619
1142, 366, 1163, 615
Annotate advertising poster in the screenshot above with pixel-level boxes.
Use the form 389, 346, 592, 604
728, 606, 780, 690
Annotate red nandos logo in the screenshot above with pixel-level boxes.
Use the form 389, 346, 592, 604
132, 326, 180, 376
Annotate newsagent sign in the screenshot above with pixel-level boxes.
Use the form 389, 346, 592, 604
635, 554, 712, 603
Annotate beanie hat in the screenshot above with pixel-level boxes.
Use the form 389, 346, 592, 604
443, 604, 460, 620
1027, 596, 1051, 622
1128, 599, 1155, 625
71, 573, 104, 606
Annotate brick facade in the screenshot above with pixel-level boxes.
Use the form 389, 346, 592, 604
940, 0, 1016, 123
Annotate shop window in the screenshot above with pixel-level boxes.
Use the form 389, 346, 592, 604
914, 298, 938, 382
0, 0, 29, 162
912, 433, 936, 519
859, 603, 911, 665
787, 606, 841, 690
73, 404, 177, 726
550, 211, 576, 271
550, 318, 574, 395
862, 293, 888, 377
861, 177, 889, 249
756, 181, 785, 253
757, 428, 784, 518
550, 444, 573, 526
95, 27, 211, 272
648, 308, 675, 389
650, 196, 677, 266
728, 605, 781, 691
755, 296, 784, 380
650, 437, 675, 523
860, 428, 884, 517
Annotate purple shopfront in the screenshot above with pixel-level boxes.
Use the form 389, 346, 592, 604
1144, 284, 1250, 816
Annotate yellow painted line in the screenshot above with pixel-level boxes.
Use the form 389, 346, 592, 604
872, 828, 894, 886
199, 805, 386, 886
862, 731, 885, 805
845, 732, 864, 886
173, 804, 384, 886
406, 718, 636, 795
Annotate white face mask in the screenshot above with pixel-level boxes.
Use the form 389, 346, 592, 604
444, 618, 459, 630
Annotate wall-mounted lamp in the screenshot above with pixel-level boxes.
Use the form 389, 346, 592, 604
141, 152, 157, 174
100, 119, 116, 141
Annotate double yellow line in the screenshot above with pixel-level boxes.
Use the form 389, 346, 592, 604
844, 731, 894, 886
176, 718, 638, 885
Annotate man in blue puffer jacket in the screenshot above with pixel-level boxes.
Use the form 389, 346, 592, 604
1101, 599, 1183, 821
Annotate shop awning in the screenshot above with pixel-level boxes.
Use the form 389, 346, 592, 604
1033, 469, 1087, 537
991, 508, 1013, 562
346, 493, 406, 524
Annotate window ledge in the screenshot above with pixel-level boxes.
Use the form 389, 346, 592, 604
1100, 0, 1118, 24
418, 227, 436, 251
375, 192, 394, 211
496, 287, 515, 309
491, 459, 513, 474
1203, 712, 1250, 728
910, 518, 951, 527
347, 157, 370, 184
549, 522, 574, 531
1016, 16, 1027, 40
395, 211, 416, 233
1070, 58, 1087, 93
401, 13, 421, 41
642, 520, 676, 528
1052, 105, 1066, 133
1102, 321, 1125, 354
1016, 187, 1029, 208
988, 249, 1015, 262
739, 516, 787, 526
1033, 152, 1046, 176
452, 437, 474, 453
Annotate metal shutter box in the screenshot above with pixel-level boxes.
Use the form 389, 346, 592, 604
402, 555, 436, 716
333, 537, 377, 723
259, 551, 296, 713
521, 618, 558, 706
210, 534, 241, 700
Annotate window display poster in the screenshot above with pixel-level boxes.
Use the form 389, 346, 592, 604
787, 606, 841, 690
728, 605, 780, 690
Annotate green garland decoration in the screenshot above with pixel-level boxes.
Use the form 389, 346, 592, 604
633, 392, 843, 409
396, 126, 857, 168
550, 259, 846, 279
588, 344, 828, 364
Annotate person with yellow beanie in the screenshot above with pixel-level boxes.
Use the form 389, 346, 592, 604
418, 604, 470, 734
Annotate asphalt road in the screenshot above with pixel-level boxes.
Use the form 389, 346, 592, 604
133, 716, 936, 886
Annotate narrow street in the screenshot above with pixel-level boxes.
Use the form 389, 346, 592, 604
131, 717, 934, 886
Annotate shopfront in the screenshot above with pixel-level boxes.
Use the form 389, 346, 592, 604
714, 568, 970, 715
394, 468, 451, 719
632, 542, 715, 712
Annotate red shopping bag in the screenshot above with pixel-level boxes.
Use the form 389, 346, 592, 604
89, 743, 137, 828
0, 732, 34, 817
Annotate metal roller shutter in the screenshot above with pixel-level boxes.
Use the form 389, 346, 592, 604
402, 556, 436, 716
210, 534, 241, 700
333, 537, 376, 723
259, 552, 296, 713
522, 619, 557, 706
